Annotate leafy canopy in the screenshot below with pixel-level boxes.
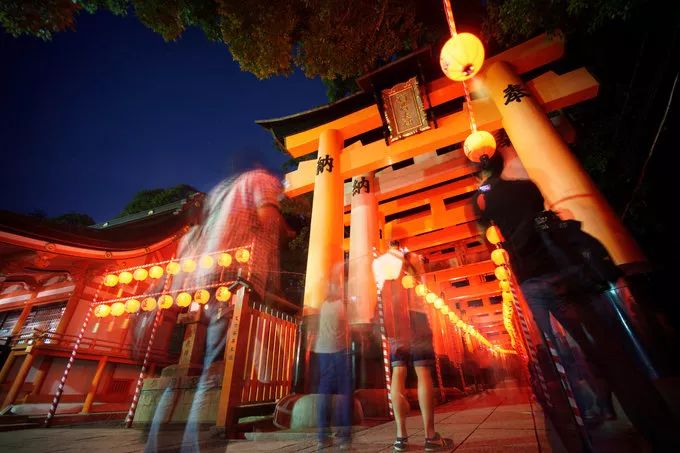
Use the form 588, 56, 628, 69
118, 184, 198, 217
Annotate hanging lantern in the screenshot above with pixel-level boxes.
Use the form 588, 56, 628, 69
119, 271, 133, 285
486, 225, 504, 245
235, 248, 251, 264
426, 292, 437, 304
494, 266, 510, 281
199, 255, 214, 269
218, 253, 233, 267
434, 297, 444, 309
499, 280, 511, 292
176, 292, 192, 307
125, 298, 141, 313
216, 286, 232, 302
133, 268, 148, 281
448, 311, 457, 322
94, 304, 111, 318
415, 284, 428, 297
463, 130, 496, 163
159, 294, 174, 309
194, 289, 210, 305
103, 274, 119, 287
181, 259, 196, 273
141, 297, 157, 311
439, 33, 485, 82
149, 265, 164, 279
401, 275, 416, 289
491, 248, 509, 266
110, 302, 126, 317
502, 291, 514, 303
166, 261, 181, 275
441, 305, 449, 315
456, 320, 465, 329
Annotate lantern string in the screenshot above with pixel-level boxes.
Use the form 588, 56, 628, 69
462, 81, 478, 133
442, 0, 457, 36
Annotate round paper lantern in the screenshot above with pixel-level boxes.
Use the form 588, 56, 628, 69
491, 248, 509, 266
159, 294, 174, 309
166, 261, 181, 275
499, 280, 511, 292
218, 253, 233, 267
502, 291, 514, 303
133, 268, 148, 281
448, 312, 457, 322
439, 33, 485, 82
103, 274, 119, 287
111, 302, 126, 317
415, 284, 428, 297
199, 255, 214, 269
94, 304, 111, 318
456, 320, 465, 329
401, 275, 416, 289
441, 305, 449, 315
216, 286, 232, 302
125, 298, 141, 314
494, 266, 510, 281
119, 271, 133, 285
181, 259, 196, 273
235, 248, 250, 264
463, 130, 496, 163
486, 225, 503, 245
434, 298, 444, 309
141, 297, 157, 311
426, 292, 437, 304
176, 292, 192, 307
149, 265, 164, 279
194, 289, 210, 305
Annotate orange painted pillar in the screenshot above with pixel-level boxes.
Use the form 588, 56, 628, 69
11, 291, 37, 337
483, 61, 646, 268
81, 356, 108, 414
56, 272, 92, 335
303, 129, 345, 311
28, 356, 52, 398
1, 353, 34, 409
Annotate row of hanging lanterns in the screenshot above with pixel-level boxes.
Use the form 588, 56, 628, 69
485, 225, 519, 350
102, 249, 251, 287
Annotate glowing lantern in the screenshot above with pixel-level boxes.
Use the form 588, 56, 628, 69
449, 312, 459, 323
441, 305, 449, 315
94, 304, 111, 318
486, 225, 503, 245
194, 289, 210, 305
434, 297, 444, 309
494, 266, 510, 281
401, 275, 416, 289
235, 248, 251, 264
463, 130, 496, 163
373, 250, 404, 290
166, 261, 180, 275
133, 268, 148, 281
499, 280, 511, 292
456, 320, 465, 329
181, 259, 196, 273
125, 298, 141, 314
491, 248, 509, 266
141, 297, 157, 311
149, 265, 164, 279
426, 292, 437, 304
119, 271, 133, 285
103, 274, 119, 287
218, 253, 233, 267
502, 291, 514, 303
159, 294, 174, 309
415, 284, 428, 297
176, 292, 192, 307
111, 302, 126, 317
216, 286, 232, 302
439, 33, 485, 82
199, 255, 214, 269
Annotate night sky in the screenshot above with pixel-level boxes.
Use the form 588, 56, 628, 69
0, 12, 327, 222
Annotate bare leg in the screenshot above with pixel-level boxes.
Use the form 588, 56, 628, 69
391, 366, 410, 438
415, 366, 436, 438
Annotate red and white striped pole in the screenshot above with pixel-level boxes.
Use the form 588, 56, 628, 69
376, 287, 394, 418
44, 278, 104, 427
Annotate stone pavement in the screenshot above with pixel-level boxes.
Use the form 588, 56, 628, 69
0, 385, 647, 452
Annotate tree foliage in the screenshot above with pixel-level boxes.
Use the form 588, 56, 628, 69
118, 184, 198, 217
51, 212, 96, 226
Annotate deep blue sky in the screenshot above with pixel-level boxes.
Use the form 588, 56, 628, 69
0, 12, 327, 222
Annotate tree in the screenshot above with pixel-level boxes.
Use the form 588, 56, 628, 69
51, 212, 96, 226
118, 184, 198, 217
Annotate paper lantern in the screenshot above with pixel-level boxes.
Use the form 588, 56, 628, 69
194, 289, 210, 305
456, 320, 465, 329
491, 248, 509, 266
111, 302, 126, 317
181, 259, 196, 273
159, 294, 174, 309
199, 255, 214, 269
463, 130, 496, 163
415, 284, 428, 297
166, 261, 180, 275
149, 265, 164, 279
373, 251, 404, 286
133, 268, 148, 281
499, 280, 511, 292
434, 297, 444, 309
125, 298, 141, 314
401, 275, 416, 289
218, 253, 233, 267
440, 33, 485, 82
441, 305, 449, 315
494, 266, 510, 281
103, 274, 119, 287
235, 248, 251, 264
448, 312, 457, 322
486, 225, 503, 245
141, 297, 157, 311
426, 292, 437, 304
119, 271, 133, 285
502, 291, 514, 303
216, 286, 232, 302
94, 304, 111, 318
176, 292, 192, 307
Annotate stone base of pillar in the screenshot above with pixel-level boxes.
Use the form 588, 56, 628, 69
273, 393, 364, 430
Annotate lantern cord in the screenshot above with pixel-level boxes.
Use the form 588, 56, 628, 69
462, 81, 477, 133
442, 0, 457, 36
